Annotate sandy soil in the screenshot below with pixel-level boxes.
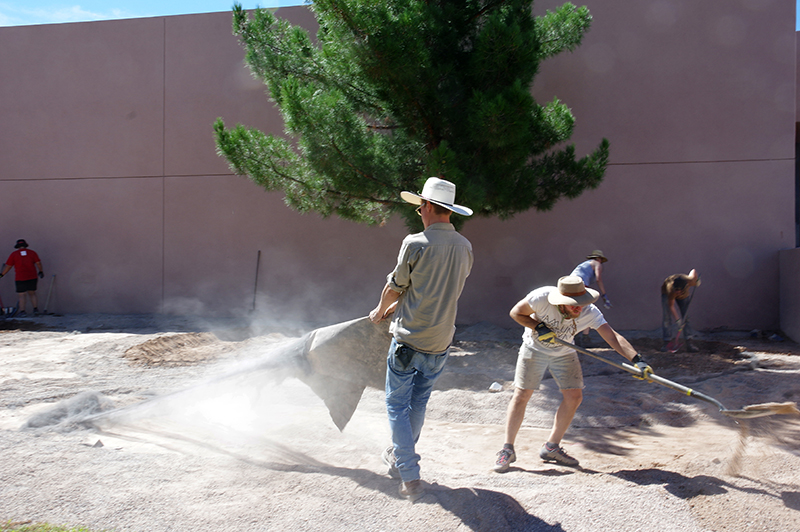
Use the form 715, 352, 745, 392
1, 313, 799, 532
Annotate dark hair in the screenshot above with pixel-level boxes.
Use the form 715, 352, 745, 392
672, 277, 688, 291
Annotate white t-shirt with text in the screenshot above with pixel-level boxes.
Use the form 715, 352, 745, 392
521, 286, 607, 356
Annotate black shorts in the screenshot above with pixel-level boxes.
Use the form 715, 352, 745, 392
15, 279, 38, 293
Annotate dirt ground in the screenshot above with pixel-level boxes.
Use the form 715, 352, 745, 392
1, 313, 799, 532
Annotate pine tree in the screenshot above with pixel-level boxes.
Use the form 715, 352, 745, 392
214, 1, 609, 229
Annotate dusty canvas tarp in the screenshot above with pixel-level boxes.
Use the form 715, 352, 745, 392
296, 317, 391, 430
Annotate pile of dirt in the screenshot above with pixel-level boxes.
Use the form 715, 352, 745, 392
123, 332, 237, 367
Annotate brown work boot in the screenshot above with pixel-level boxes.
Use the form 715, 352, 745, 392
399, 479, 424, 502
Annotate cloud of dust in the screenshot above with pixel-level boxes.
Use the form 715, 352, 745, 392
23, 331, 390, 461
161, 248, 383, 333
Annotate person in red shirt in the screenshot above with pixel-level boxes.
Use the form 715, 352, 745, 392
0, 239, 45, 317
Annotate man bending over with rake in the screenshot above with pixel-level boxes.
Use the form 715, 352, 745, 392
494, 276, 651, 471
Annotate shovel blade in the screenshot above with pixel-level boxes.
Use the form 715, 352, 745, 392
666, 340, 681, 353
666, 330, 683, 353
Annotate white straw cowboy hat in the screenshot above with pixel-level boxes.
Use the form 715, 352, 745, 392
548, 276, 600, 306
401, 177, 473, 217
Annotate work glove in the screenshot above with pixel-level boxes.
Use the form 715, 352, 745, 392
602, 294, 612, 309
535, 322, 557, 345
631, 354, 653, 382
38, 271, 44, 279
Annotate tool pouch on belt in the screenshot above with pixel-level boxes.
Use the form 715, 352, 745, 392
393, 343, 415, 370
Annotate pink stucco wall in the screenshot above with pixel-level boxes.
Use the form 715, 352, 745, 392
0, 1, 796, 333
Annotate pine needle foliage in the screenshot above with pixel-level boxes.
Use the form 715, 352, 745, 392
214, 1, 609, 229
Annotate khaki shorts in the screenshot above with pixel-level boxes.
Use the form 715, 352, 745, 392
514, 343, 584, 390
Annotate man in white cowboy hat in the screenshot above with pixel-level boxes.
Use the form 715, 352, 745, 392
493, 275, 651, 471
369, 177, 473, 501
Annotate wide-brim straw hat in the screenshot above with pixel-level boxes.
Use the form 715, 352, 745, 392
401, 177, 473, 217
586, 250, 608, 263
548, 276, 600, 306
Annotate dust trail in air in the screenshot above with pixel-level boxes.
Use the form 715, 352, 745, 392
725, 406, 800, 477
725, 421, 749, 477
22, 336, 307, 433
21, 324, 392, 463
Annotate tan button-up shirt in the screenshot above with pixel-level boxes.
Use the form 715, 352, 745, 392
387, 223, 473, 353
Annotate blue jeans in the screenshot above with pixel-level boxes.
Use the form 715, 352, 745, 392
385, 337, 449, 482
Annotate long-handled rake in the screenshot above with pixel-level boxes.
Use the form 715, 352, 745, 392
554, 337, 799, 419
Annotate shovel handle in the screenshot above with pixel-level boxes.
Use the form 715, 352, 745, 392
554, 337, 728, 412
